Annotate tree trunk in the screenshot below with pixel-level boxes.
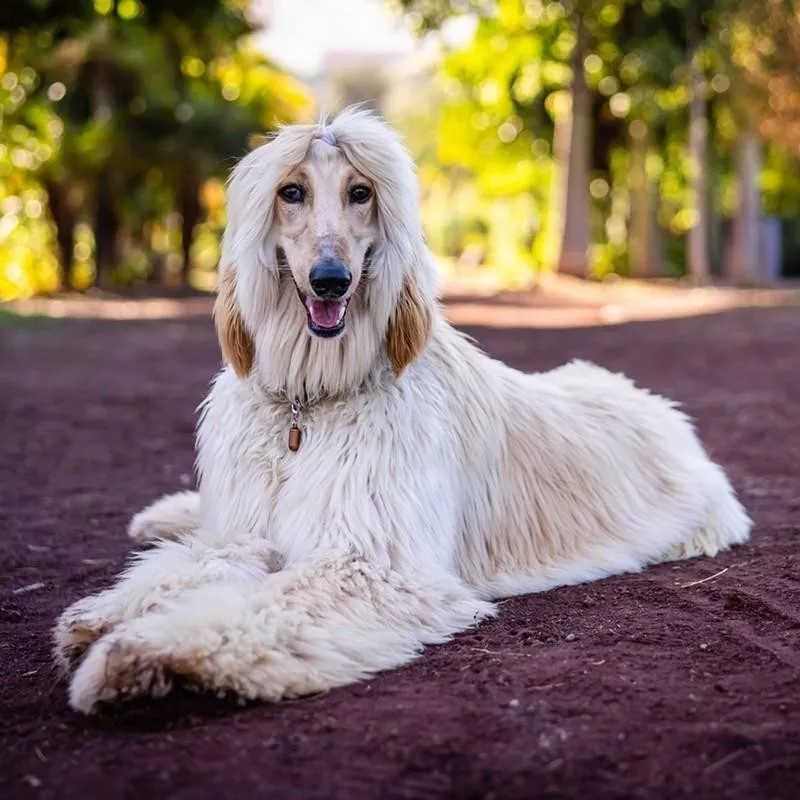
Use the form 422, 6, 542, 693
543, 100, 569, 271
725, 129, 763, 284
707, 119, 723, 279
89, 25, 119, 290
94, 168, 119, 289
628, 121, 664, 278
556, 16, 591, 278
686, 29, 709, 283
178, 172, 201, 287
44, 180, 76, 290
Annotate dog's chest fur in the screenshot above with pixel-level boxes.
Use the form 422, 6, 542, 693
194, 365, 462, 568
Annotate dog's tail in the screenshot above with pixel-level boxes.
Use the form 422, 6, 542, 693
665, 463, 752, 561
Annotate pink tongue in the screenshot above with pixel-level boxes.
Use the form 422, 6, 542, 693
307, 299, 345, 328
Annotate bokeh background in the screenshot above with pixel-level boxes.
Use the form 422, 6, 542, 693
2, 0, 799, 301
3, 7, 800, 791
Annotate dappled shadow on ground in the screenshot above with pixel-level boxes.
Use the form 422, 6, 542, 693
1, 304, 799, 799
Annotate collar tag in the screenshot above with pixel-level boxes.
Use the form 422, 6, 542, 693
288, 399, 302, 452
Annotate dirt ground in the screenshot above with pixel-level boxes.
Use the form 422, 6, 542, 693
1, 290, 799, 799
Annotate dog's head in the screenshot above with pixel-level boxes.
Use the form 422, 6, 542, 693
215, 107, 436, 399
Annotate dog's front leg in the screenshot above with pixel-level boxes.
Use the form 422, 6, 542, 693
53, 536, 281, 673
66, 553, 495, 714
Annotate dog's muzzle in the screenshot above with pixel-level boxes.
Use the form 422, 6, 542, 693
302, 257, 351, 338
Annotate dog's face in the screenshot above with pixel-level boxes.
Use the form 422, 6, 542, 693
216, 108, 436, 395
274, 139, 378, 339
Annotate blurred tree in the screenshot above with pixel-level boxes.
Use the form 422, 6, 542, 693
543, 8, 590, 277
0, 0, 311, 297
391, 0, 800, 284
685, 0, 712, 283
716, 0, 800, 283
391, 0, 723, 280
396, 0, 597, 277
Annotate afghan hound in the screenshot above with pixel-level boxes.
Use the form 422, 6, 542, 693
54, 107, 751, 714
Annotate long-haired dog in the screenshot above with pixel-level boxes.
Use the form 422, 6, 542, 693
54, 107, 751, 714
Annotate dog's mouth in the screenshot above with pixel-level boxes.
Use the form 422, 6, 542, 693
279, 246, 372, 340
299, 291, 349, 339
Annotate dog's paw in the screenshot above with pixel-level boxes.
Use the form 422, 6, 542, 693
127, 513, 171, 548
68, 634, 174, 714
53, 595, 122, 674
127, 492, 200, 547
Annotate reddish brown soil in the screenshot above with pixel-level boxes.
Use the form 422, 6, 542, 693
1, 303, 799, 799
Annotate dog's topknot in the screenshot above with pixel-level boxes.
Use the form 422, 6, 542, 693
315, 128, 337, 147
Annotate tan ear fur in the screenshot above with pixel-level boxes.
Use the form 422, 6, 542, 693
213, 269, 254, 378
386, 277, 433, 376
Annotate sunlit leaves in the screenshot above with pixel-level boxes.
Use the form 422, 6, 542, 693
0, 0, 312, 297
397, 0, 800, 279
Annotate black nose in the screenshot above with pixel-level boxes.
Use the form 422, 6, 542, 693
309, 258, 352, 299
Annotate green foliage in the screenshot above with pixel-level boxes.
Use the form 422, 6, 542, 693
0, 0, 312, 299
392, 0, 800, 281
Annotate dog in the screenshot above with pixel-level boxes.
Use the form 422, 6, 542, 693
54, 107, 751, 714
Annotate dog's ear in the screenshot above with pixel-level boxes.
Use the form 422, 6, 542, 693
386, 277, 433, 376
213, 268, 254, 378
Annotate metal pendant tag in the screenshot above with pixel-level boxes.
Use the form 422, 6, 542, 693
288, 399, 302, 452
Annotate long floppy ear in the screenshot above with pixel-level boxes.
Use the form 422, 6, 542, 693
213, 268, 254, 378
386, 277, 434, 376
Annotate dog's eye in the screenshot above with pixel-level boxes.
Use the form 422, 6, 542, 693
349, 185, 372, 204
278, 184, 305, 204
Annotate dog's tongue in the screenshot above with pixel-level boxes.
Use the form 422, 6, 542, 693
306, 298, 346, 329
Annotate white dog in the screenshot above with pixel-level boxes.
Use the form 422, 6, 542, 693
54, 107, 751, 714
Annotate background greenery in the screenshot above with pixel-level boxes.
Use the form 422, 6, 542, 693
2, 0, 799, 301
388, 0, 800, 285
0, 0, 311, 299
